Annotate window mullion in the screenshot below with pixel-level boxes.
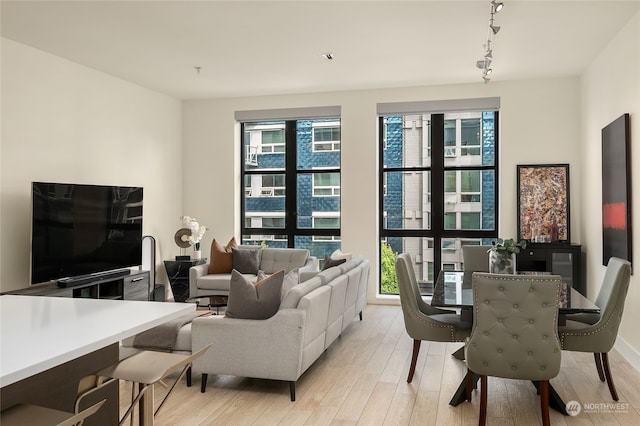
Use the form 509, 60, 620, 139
285, 120, 297, 248
430, 114, 445, 279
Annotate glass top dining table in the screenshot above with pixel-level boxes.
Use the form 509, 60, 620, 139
431, 270, 598, 317
430, 270, 599, 415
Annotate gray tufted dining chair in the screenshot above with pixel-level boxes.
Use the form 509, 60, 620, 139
462, 245, 491, 287
465, 273, 562, 426
559, 256, 631, 401
396, 253, 471, 383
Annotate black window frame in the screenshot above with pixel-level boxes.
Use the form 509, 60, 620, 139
241, 120, 341, 248
378, 112, 499, 294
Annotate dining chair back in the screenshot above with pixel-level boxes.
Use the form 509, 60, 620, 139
462, 246, 491, 273
559, 256, 631, 400
466, 273, 562, 426
462, 246, 491, 287
396, 253, 471, 382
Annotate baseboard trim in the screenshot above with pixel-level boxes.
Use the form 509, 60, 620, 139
614, 336, 640, 373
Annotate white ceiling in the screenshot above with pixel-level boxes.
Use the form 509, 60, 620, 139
2, 1, 639, 100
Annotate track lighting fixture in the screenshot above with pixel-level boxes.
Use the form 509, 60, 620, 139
476, 0, 504, 82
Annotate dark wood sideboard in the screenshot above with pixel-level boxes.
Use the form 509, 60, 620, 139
516, 243, 585, 296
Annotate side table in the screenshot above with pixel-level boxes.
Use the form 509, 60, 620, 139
184, 295, 228, 314
163, 259, 206, 302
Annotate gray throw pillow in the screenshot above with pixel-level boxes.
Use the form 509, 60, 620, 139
225, 269, 284, 320
232, 248, 260, 274
257, 269, 299, 300
321, 256, 346, 271
281, 268, 300, 300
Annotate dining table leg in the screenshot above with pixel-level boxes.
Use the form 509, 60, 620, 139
449, 375, 570, 416
449, 373, 479, 406
532, 381, 569, 415
451, 346, 465, 360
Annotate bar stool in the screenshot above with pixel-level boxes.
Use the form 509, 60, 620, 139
97, 344, 211, 426
1, 399, 105, 426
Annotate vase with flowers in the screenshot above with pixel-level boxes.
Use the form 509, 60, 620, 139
488, 238, 526, 274
181, 216, 207, 260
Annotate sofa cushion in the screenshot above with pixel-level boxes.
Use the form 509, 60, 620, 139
225, 269, 284, 320
280, 275, 323, 309
315, 265, 342, 285
232, 247, 260, 274
208, 237, 238, 274
338, 256, 364, 274
321, 256, 346, 271
197, 273, 239, 292
260, 248, 309, 274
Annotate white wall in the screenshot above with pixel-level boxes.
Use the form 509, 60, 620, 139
4, 11, 638, 364
580, 11, 640, 367
0, 39, 183, 293
182, 76, 582, 306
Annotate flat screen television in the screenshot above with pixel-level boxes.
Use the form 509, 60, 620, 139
30, 182, 143, 285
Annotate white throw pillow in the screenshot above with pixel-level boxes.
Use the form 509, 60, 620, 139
331, 249, 353, 260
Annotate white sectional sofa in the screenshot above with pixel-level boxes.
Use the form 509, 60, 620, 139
189, 247, 318, 299
190, 255, 370, 400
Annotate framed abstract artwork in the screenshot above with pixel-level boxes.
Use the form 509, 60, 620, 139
602, 113, 631, 267
517, 164, 570, 243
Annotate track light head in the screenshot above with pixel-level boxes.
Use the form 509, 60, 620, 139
490, 24, 501, 35
485, 50, 493, 59
476, 59, 491, 70
491, 1, 504, 13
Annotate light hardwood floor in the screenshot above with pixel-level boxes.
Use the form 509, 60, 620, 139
120, 304, 640, 425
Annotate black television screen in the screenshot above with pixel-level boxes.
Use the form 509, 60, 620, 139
30, 182, 143, 284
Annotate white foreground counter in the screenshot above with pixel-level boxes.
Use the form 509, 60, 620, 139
0, 295, 194, 387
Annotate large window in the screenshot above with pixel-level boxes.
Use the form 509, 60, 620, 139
241, 118, 341, 259
379, 111, 498, 296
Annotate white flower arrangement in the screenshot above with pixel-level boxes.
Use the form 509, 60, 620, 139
181, 216, 207, 249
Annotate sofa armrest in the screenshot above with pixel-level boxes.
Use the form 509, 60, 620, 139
191, 309, 306, 381
189, 263, 210, 299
